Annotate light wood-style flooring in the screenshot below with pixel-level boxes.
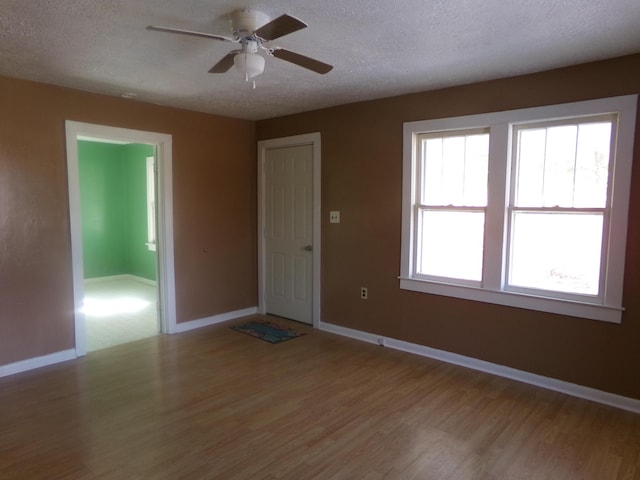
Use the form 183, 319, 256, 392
1, 315, 640, 479
84, 277, 158, 352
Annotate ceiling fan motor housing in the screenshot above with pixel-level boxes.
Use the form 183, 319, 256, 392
232, 9, 270, 38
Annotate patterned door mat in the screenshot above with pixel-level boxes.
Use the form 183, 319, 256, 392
231, 321, 306, 344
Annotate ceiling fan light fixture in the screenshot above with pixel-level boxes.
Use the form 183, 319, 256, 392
234, 51, 265, 80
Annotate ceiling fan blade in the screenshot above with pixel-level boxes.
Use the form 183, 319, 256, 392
254, 14, 307, 41
146, 25, 236, 43
208, 51, 239, 73
272, 49, 333, 74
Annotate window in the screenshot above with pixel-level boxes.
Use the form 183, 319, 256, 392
509, 118, 612, 298
415, 129, 489, 283
401, 96, 637, 323
146, 156, 157, 252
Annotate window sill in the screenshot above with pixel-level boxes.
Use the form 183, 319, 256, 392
399, 277, 623, 324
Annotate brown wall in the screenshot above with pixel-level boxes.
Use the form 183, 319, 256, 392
3, 54, 640, 400
257, 54, 640, 399
0, 75, 257, 366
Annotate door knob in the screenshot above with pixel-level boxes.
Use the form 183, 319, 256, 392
303, 245, 313, 251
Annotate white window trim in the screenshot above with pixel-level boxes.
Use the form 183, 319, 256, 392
400, 95, 637, 323
146, 156, 157, 252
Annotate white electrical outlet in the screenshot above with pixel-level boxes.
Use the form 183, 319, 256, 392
330, 211, 340, 223
360, 287, 368, 299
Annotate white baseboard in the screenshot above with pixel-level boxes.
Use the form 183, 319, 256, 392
318, 321, 640, 415
0, 307, 257, 378
0, 349, 76, 379
176, 307, 258, 333
84, 274, 157, 286
130, 275, 157, 287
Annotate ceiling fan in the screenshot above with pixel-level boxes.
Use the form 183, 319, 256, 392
146, 9, 333, 85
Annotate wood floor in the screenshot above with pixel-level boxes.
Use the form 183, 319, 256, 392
2, 315, 640, 479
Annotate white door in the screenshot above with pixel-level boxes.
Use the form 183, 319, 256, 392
264, 144, 313, 324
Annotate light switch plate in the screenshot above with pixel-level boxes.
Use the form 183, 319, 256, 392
329, 211, 340, 223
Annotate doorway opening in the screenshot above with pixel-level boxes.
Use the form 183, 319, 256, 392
78, 140, 159, 351
65, 122, 176, 356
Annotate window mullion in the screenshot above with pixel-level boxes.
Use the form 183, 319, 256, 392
483, 123, 510, 291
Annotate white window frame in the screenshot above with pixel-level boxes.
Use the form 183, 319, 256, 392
146, 156, 157, 252
400, 95, 637, 323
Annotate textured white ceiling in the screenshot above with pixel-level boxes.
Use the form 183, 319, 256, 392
1, 0, 639, 120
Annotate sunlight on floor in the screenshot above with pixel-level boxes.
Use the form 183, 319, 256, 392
82, 297, 150, 317
84, 277, 159, 352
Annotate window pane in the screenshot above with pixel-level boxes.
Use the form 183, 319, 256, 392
420, 133, 488, 206
515, 121, 612, 208
509, 212, 603, 295
417, 210, 485, 281
543, 125, 578, 207
516, 129, 546, 206
574, 122, 611, 208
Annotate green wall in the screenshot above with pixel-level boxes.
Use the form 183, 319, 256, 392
78, 141, 157, 281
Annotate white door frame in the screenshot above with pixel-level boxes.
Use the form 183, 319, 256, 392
65, 121, 177, 357
257, 133, 321, 327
